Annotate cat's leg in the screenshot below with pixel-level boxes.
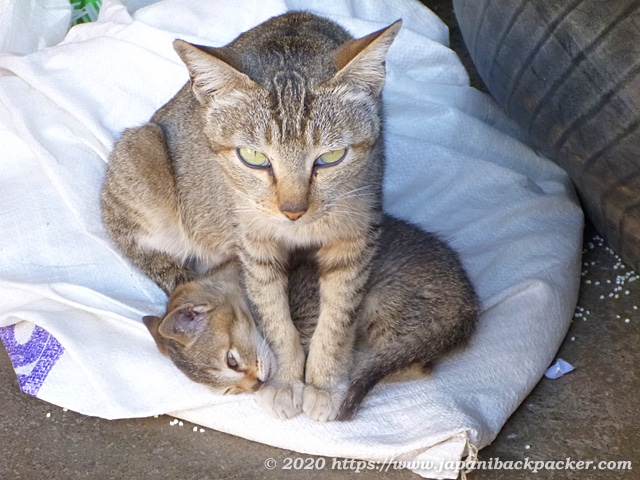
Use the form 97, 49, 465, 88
302, 236, 373, 421
101, 193, 196, 294
137, 252, 196, 295
240, 237, 306, 419
117, 240, 195, 295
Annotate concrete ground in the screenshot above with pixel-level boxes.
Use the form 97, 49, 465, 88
1, 1, 638, 479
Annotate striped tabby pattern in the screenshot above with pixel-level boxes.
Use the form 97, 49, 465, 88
101, 12, 401, 421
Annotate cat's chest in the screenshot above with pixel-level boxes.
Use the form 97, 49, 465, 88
238, 212, 360, 250
190, 222, 238, 271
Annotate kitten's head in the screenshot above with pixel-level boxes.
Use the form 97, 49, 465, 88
174, 13, 401, 234
143, 270, 274, 394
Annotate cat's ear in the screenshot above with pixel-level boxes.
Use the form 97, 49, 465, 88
143, 315, 169, 355
330, 20, 402, 96
173, 40, 254, 105
153, 304, 210, 348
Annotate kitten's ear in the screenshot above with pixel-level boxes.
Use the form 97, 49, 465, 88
331, 20, 402, 96
154, 304, 210, 348
143, 315, 168, 355
173, 40, 253, 105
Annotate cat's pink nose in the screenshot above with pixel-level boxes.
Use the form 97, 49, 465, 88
280, 204, 307, 221
252, 379, 264, 391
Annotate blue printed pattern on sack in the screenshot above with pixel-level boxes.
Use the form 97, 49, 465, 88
0, 324, 64, 396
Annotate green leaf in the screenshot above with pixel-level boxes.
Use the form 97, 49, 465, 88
70, 0, 103, 25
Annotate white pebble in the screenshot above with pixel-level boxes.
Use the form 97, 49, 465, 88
193, 426, 198, 432
200, 428, 205, 433
46, 412, 51, 418
625, 319, 631, 323
525, 445, 531, 450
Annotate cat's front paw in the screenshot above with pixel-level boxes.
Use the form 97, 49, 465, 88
256, 381, 304, 420
302, 384, 347, 422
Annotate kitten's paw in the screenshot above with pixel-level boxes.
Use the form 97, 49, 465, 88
302, 384, 346, 422
256, 381, 303, 420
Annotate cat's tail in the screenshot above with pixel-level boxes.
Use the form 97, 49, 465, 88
337, 317, 475, 421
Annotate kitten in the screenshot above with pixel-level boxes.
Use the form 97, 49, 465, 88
143, 261, 275, 395
101, 12, 401, 421
144, 215, 479, 420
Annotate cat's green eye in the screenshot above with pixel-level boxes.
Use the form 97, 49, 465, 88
226, 351, 239, 369
315, 148, 347, 167
237, 147, 270, 168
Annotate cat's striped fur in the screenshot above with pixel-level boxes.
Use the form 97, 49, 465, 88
102, 12, 401, 420
144, 215, 479, 420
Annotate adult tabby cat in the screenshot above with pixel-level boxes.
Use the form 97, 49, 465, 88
144, 215, 479, 420
101, 12, 401, 421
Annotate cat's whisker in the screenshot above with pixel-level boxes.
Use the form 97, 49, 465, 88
229, 189, 274, 215
325, 209, 372, 220
230, 192, 259, 207
228, 186, 261, 205
325, 195, 375, 211
324, 196, 372, 209
332, 186, 374, 201
326, 189, 375, 210
234, 208, 258, 215
330, 193, 375, 203
256, 337, 275, 381
337, 185, 373, 197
